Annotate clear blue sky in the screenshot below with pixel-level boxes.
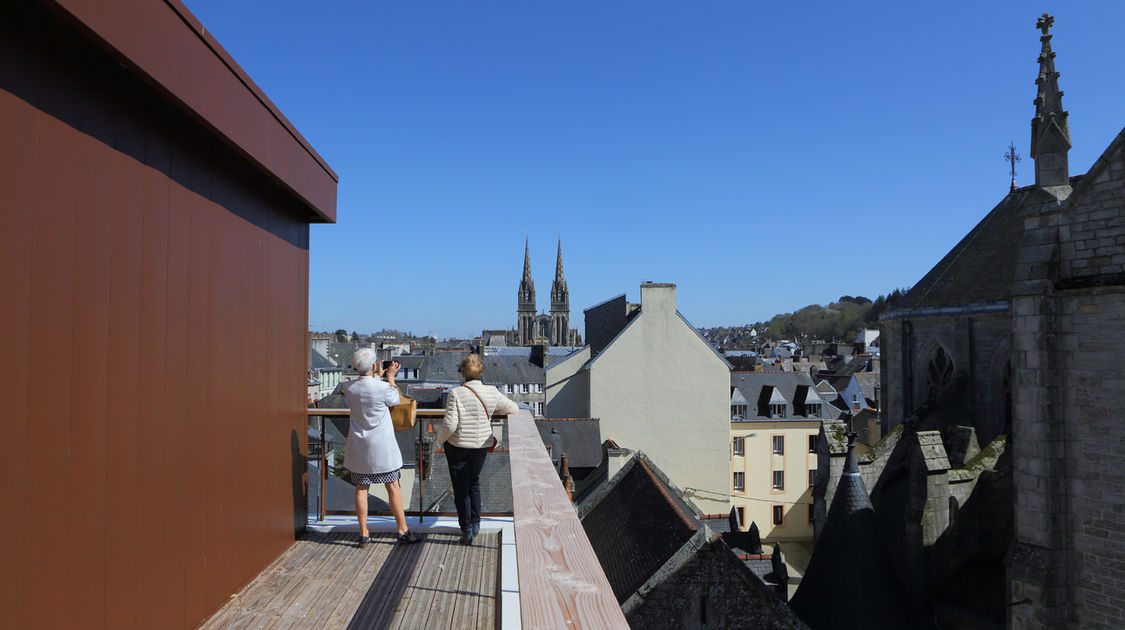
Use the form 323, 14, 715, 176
184, 1, 1125, 339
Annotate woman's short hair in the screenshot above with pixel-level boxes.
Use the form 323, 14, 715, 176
351, 348, 376, 375
460, 354, 483, 380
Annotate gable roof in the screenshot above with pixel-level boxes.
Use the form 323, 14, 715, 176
578, 453, 701, 604
1069, 126, 1125, 202
891, 178, 1077, 313
577, 452, 807, 627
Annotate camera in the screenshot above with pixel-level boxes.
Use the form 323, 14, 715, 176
381, 360, 394, 371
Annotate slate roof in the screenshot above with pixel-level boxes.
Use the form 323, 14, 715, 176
534, 418, 602, 468
583, 294, 630, 357
578, 453, 701, 603
309, 347, 340, 371
854, 372, 881, 406
419, 351, 553, 386
485, 345, 584, 366
326, 342, 364, 371
309, 460, 391, 514
408, 450, 513, 514
480, 355, 544, 386
730, 372, 841, 421
394, 355, 425, 369
895, 183, 1068, 311
578, 453, 806, 627
420, 352, 467, 384
790, 442, 924, 629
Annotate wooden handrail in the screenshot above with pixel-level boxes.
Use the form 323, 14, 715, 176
306, 408, 507, 418
507, 409, 628, 629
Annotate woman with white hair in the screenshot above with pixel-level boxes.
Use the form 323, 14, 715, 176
340, 347, 419, 547
438, 353, 519, 545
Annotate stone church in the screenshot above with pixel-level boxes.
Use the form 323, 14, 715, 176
516, 239, 580, 346
807, 14, 1125, 630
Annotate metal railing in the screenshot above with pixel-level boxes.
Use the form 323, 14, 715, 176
305, 408, 507, 522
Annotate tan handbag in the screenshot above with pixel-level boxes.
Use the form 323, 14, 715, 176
390, 393, 417, 432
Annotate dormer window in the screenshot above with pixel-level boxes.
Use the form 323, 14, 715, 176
731, 404, 747, 420
769, 403, 786, 418
806, 403, 821, 418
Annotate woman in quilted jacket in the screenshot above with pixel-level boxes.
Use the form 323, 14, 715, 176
438, 353, 519, 544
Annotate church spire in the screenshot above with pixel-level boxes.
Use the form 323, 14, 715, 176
523, 236, 533, 282
554, 238, 564, 283
1030, 13, 1071, 194
517, 237, 536, 344
549, 238, 570, 346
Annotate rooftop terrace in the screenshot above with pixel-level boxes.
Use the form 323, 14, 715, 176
217, 408, 628, 629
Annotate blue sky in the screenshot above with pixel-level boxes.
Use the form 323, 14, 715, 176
184, 1, 1125, 338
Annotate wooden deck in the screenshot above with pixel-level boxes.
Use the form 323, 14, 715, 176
200, 531, 499, 629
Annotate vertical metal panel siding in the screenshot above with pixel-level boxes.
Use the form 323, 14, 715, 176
0, 87, 34, 630
0, 4, 313, 628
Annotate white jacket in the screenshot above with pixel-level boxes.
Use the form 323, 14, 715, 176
438, 380, 519, 448
340, 376, 402, 474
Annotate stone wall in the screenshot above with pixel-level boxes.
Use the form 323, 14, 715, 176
880, 313, 1010, 441
1010, 139, 1125, 629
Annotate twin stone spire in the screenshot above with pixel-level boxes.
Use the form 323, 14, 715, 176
518, 238, 571, 346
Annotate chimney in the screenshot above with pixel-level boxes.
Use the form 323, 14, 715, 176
639, 282, 676, 314
530, 342, 546, 368
549, 428, 562, 468
559, 453, 574, 501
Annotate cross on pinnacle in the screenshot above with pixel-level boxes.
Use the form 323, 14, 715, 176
1037, 13, 1053, 35
1005, 142, 1021, 192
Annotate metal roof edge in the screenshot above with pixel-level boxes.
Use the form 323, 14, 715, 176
880, 301, 1009, 321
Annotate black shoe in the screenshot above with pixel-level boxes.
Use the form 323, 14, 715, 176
397, 531, 421, 545
459, 530, 474, 545
358, 536, 371, 549
471, 522, 480, 536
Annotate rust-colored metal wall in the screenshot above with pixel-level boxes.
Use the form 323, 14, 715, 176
0, 2, 334, 627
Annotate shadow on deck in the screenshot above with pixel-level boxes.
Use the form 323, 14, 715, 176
200, 531, 499, 629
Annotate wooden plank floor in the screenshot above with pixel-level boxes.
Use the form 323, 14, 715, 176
200, 531, 499, 630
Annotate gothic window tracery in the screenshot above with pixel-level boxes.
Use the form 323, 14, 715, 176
925, 345, 954, 401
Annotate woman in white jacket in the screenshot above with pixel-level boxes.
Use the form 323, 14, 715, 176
340, 348, 419, 547
438, 354, 519, 544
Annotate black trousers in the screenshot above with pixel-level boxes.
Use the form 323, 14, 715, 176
444, 443, 488, 533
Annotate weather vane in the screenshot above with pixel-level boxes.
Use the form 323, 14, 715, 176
1005, 142, 1021, 192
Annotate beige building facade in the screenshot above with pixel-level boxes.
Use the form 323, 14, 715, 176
730, 420, 819, 541
546, 283, 731, 514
